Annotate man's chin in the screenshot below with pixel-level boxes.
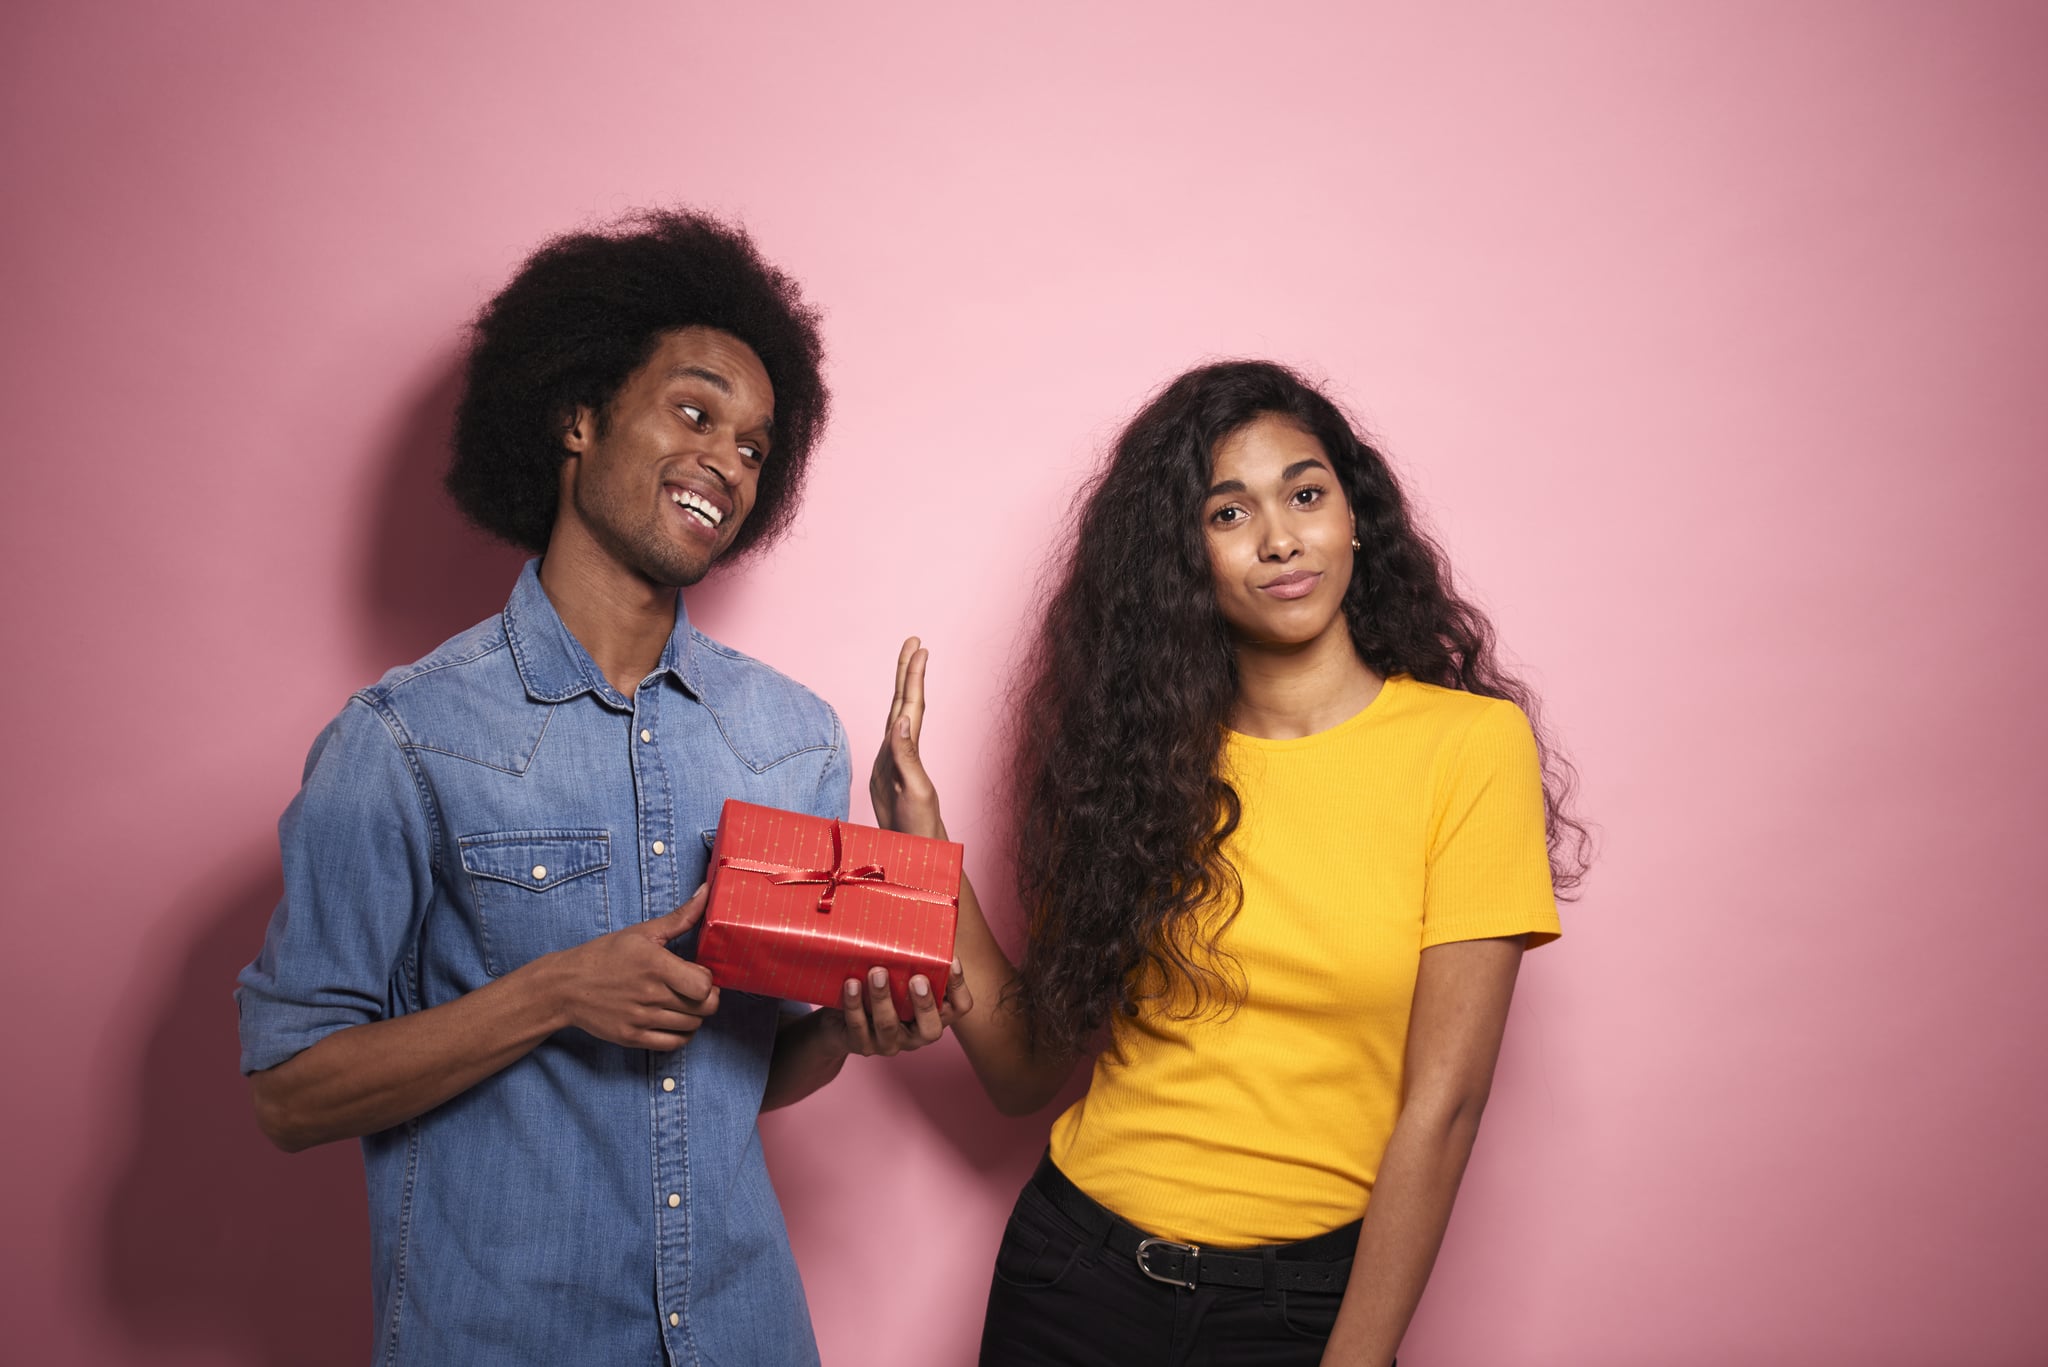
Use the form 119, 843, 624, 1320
637, 544, 717, 590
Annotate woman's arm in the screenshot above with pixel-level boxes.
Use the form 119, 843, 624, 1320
760, 955, 969, 1111
869, 638, 1082, 1115
1320, 934, 1528, 1367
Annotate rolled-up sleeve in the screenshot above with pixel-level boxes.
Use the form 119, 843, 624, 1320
236, 697, 435, 1074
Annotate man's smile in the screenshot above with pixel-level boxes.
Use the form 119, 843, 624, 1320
663, 480, 731, 537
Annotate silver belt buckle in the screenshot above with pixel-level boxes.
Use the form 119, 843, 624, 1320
1134, 1236, 1200, 1291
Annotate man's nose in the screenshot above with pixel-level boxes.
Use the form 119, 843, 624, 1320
695, 433, 744, 486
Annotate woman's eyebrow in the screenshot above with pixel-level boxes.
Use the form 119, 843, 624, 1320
1207, 459, 1329, 497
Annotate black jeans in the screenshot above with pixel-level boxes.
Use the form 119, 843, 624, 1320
978, 1155, 1382, 1367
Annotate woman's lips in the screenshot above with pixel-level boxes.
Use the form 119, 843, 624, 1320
1260, 570, 1322, 600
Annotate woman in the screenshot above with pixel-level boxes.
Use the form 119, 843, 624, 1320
868, 360, 1588, 1366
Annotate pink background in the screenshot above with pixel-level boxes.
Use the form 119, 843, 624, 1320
4, 3, 2044, 1363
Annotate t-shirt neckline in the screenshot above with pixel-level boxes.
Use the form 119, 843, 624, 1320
1224, 674, 1405, 751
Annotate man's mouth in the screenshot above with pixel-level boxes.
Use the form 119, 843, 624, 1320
668, 487, 726, 531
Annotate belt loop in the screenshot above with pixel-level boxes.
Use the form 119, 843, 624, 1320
1082, 1207, 1111, 1266
1261, 1247, 1278, 1307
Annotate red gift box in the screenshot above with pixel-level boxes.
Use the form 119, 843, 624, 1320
696, 798, 962, 1020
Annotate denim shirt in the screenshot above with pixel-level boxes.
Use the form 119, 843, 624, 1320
237, 560, 849, 1366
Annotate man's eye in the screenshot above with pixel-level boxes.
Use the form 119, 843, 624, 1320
738, 445, 764, 464
679, 404, 706, 425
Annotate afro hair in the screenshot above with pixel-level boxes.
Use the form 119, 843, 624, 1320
446, 208, 829, 561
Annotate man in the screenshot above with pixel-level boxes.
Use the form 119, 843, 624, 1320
237, 209, 964, 1365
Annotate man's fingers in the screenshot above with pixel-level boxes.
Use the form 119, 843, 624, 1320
635, 1028, 692, 1053
655, 953, 717, 1006
652, 884, 709, 941
640, 1004, 713, 1034
839, 978, 876, 1055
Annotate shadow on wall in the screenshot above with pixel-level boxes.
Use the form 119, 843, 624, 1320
100, 359, 528, 1363
101, 852, 373, 1366
354, 354, 527, 670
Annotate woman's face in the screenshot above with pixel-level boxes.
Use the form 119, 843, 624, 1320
1200, 414, 1355, 648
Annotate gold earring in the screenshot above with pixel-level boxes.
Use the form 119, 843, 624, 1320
1351, 534, 1362, 550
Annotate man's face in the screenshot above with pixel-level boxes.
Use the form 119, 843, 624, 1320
558, 327, 775, 588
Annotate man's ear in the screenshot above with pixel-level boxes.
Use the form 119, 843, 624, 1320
561, 404, 595, 455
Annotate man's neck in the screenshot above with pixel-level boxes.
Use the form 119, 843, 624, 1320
1227, 622, 1383, 741
537, 536, 679, 700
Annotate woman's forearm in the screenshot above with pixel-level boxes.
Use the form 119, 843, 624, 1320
1320, 1095, 1489, 1366
946, 867, 1080, 1115
1320, 934, 1526, 1363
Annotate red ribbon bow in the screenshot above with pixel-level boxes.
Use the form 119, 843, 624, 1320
716, 820, 955, 915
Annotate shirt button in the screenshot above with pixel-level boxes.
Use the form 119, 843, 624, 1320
640, 729, 653, 743
531, 865, 547, 881
667, 1193, 681, 1208
669, 1312, 680, 1327
662, 1077, 676, 1092
651, 840, 666, 855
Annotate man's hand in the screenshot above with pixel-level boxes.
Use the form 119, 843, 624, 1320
829, 959, 974, 1058
535, 885, 719, 1051
870, 636, 946, 839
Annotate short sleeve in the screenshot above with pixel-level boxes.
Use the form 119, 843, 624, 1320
235, 697, 437, 1073
1420, 700, 1562, 950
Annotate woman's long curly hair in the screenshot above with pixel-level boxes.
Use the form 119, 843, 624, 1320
1008, 360, 1590, 1057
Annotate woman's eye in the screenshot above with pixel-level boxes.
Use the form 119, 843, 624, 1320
1292, 485, 1324, 506
1212, 506, 1244, 525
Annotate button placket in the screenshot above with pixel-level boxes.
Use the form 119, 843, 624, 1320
636, 687, 693, 1362
628, 693, 679, 919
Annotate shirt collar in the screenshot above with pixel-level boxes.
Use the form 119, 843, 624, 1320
503, 558, 704, 705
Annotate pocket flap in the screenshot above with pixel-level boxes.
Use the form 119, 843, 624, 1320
460, 830, 611, 891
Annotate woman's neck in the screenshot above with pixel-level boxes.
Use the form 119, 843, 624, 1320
1228, 621, 1384, 740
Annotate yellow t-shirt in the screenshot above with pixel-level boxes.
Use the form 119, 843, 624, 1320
1045, 675, 1561, 1245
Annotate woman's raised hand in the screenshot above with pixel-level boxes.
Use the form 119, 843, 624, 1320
869, 637, 946, 839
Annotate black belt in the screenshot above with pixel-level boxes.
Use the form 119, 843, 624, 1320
1029, 1153, 1358, 1294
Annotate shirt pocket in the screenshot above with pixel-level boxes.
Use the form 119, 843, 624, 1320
459, 830, 612, 976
